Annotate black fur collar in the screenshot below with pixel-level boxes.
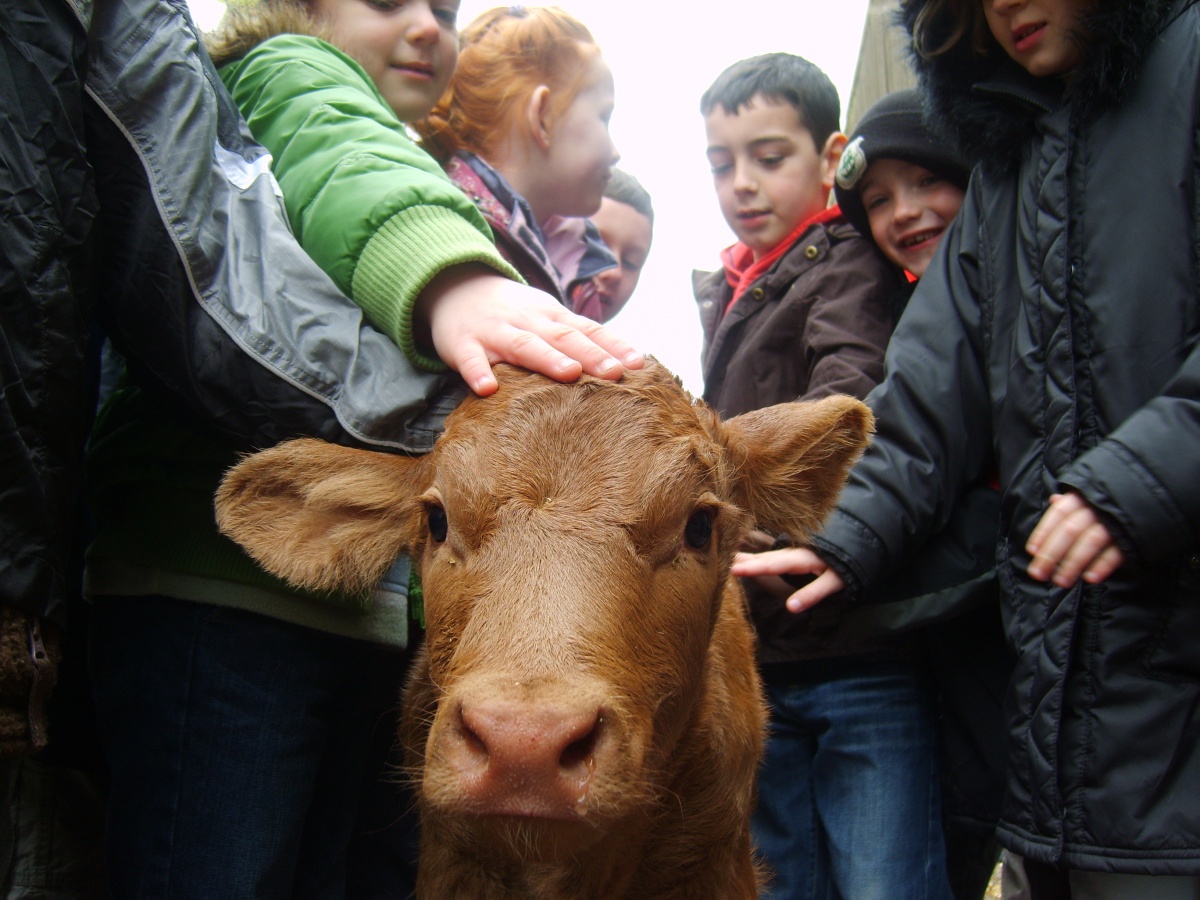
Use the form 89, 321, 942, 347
899, 0, 1185, 173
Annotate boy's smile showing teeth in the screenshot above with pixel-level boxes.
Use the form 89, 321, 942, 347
898, 228, 941, 249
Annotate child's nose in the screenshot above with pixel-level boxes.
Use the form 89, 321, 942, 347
406, 2, 442, 43
733, 163, 756, 193
893, 189, 920, 222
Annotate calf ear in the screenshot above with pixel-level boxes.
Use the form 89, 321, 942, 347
720, 395, 873, 542
215, 438, 429, 594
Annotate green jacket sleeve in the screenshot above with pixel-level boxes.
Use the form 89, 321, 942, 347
219, 34, 521, 367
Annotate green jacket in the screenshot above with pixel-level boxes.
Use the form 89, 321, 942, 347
218, 32, 520, 367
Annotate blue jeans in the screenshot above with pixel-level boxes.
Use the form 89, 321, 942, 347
753, 658, 952, 900
88, 594, 418, 899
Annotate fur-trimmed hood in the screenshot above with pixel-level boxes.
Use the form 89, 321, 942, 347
205, 1, 330, 69
899, 0, 1186, 172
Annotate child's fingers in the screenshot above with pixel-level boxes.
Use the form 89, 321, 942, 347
557, 314, 645, 372
1025, 492, 1072, 554
731, 547, 823, 578
1026, 493, 1092, 580
521, 319, 624, 380
500, 299, 642, 380
1082, 544, 1125, 584
484, 324, 587, 384
785, 569, 845, 614
1049, 520, 1118, 587
449, 341, 501, 396
730, 547, 844, 613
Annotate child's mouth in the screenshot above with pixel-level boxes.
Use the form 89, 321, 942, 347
1012, 22, 1046, 51
393, 62, 435, 79
899, 229, 942, 249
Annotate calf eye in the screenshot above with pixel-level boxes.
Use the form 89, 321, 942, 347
427, 504, 448, 543
684, 509, 714, 550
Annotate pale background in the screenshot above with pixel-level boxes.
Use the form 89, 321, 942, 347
186, 0, 872, 394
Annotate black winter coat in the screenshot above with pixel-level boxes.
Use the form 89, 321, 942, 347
815, 0, 1200, 873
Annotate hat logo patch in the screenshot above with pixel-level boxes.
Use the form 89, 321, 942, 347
836, 136, 868, 190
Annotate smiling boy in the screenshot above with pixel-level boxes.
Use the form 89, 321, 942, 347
692, 54, 948, 900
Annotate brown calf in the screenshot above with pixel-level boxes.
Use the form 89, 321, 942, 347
215, 361, 871, 899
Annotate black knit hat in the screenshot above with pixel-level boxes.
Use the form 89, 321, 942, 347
834, 89, 971, 239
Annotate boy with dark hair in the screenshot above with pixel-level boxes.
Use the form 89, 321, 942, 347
694, 53, 951, 899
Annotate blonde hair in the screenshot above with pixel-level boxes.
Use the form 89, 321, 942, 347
415, 6, 600, 161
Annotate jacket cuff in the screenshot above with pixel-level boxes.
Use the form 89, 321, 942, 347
352, 206, 524, 371
808, 506, 892, 601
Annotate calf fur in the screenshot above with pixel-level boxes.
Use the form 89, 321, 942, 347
216, 361, 871, 900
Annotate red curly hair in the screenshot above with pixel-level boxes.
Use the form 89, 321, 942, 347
414, 6, 601, 161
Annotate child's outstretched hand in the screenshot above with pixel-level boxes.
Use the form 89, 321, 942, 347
731, 546, 845, 613
1026, 492, 1125, 588
417, 265, 643, 396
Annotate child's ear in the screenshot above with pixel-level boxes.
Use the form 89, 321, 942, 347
525, 85, 554, 151
820, 132, 848, 190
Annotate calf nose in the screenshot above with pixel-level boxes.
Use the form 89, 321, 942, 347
449, 699, 605, 817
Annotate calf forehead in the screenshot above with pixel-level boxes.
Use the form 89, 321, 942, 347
434, 364, 722, 507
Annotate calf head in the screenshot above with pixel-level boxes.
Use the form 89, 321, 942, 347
216, 360, 871, 899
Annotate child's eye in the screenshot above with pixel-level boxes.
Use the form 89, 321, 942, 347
864, 194, 889, 211
757, 155, 785, 168
433, 5, 458, 26
710, 163, 732, 176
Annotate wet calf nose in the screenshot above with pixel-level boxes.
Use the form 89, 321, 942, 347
447, 699, 606, 817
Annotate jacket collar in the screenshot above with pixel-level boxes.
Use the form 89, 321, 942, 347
205, 2, 328, 68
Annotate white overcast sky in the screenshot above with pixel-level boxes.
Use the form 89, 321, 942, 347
187, 0, 872, 394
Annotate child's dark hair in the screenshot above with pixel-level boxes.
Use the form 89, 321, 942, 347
700, 53, 840, 149
603, 169, 654, 226
905, 0, 995, 60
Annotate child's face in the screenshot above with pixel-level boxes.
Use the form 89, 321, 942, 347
982, 0, 1092, 78
590, 197, 653, 321
860, 159, 964, 279
310, 0, 459, 122
538, 56, 620, 219
704, 97, 841, 260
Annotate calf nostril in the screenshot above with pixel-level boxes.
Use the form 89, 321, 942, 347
457, 706, 490, 759
559, 715, 602, 773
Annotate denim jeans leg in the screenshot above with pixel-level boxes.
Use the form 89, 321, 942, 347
754, 681, 830, 900
812, 663, 951, 900
89, 594, 407, 899
753, 660, 952, 900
